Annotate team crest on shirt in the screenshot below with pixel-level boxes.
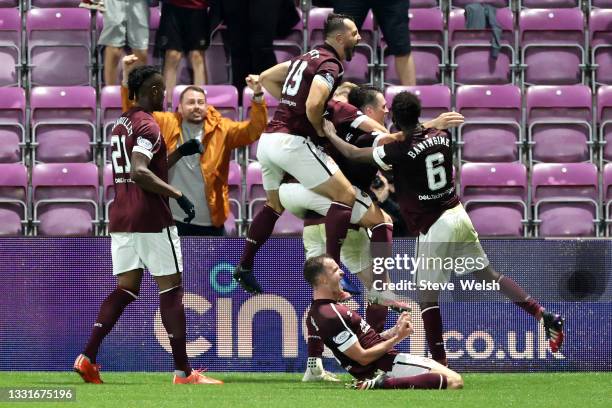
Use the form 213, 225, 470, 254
333, 330, 351, 345
137, 136, 153, 151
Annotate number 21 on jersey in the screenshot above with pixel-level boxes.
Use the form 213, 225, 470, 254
282, 60, 307, 97
111, 135, 131, 175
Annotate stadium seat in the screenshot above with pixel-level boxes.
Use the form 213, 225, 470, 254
0, 1, 20, 7
519, 8, 586, 88
26, 8, 92, 86
29, 0, 81, 6
456, 85, 522, 163
274, 7, 303, 63
172, 85, 239, 120
228, 160, 242, 222
0, 163, 28, 235
273, 211, 304, 235
449, 7, 516, 87
531, 163, 599, 237
32, 163, 100, 236
384, 85, 451, 126
519, 0, 580, 7
206, 24, 231, 85
0, 87, 26, 163
461, 162, 528, 237
604, 163, 612, 236
0, 8, 21, 87
591, 0, 612, 6
308, 8, 374, 84
30, 86, 97, 163
243, 87, 279, 161
451, 0, 509, 7
100, 86, 123, 162
598, 86, 612, 166
102, 163, 114, 234
381, 8, 445, 86
590, 9, 612, 90
526, 85, 592, 163
411, 0, 441, 7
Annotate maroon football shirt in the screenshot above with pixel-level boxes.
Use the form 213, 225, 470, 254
108, 107, 174, 233
373, 126, 459, 235
266, 44, 344, 145
307, 299, 397, 380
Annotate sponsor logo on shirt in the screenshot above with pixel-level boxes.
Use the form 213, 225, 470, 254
137, 136, 153, 151
333, 330, 351, 345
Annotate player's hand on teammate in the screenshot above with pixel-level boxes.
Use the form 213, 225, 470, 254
429, 112, 465, 130
176, 193, 196, 223
246, 74, 262, 94
371, 174, 390, 203
121, 54, 140, 86
394, 312, 414, 339
322, 119, 337, 139
178, 138, 204, 157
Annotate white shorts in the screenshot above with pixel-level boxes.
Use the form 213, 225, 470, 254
414, 204, 489, 284
387, 353, 438, 378
279, 182, 372, 225
303, 224, 372, 274
111, 226, 183, 277
256, 132, 339, 191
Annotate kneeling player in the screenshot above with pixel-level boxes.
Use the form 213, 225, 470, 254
305, 255, 463, 390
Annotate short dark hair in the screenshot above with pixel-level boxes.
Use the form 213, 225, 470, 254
391, 91, 421, 131
348, 85, 382, 110
304, 255, 331, 287
127, 65, 161, 100
179, 85, 206, 102
323, 13, 353, 39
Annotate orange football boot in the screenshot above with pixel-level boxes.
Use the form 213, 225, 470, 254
173, 369, 224, 385
73, 354, 103, 384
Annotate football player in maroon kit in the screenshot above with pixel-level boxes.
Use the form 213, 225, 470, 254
321, 90, 566, 367
233, 14, 363, 296
305, 255, 463, 390
73, 65, 222, 385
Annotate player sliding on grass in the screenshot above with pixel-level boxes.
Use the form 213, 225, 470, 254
305, 255, 463, 390
322, 90, 566, 366
73, 65, 222, 385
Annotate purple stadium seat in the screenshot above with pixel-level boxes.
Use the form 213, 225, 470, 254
451, 0, 509, 7
411, 0, 441, 7
0, 87, 26, 163
0, 163, 28, 235
0, 8, 21, 86
308, 8, 374, 84
27, 8, 92, 86
591, 0, 612, 6
30, 86, 97, 163
598, 86, 612, 165
100, 85, 122, 162
382, 8, 445, 85
274, 7, 303, 62
273, 211, 304, 235
29, 1, 81, 6
0, 1, 19, 7
532, 163, 599, 237
384, 85, 451, 127
206, 24, 231, 85
590, 9, 612, 89
461, 163, 528, 237
228, 160, 242, 222
449, 8, 515, 87
519, 8, 586, 87
32, 163, 100, 236
224, 211, 237, 236
243, 87, 278, 161
456, 85, 522, 162
604, 164, 612, 235
526, 85, 592, 163
172, 85, 239, 120
520, 0, 579, 7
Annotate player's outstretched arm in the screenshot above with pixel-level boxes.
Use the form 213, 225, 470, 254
260, 61, 291, 100
322, 120, 375, 164
422, 112, 465, 130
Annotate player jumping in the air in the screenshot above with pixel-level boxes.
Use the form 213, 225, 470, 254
305, 255, 463, 390
322, 91, 565, 366
233, 14, 362, 296
73, 65, 222, 385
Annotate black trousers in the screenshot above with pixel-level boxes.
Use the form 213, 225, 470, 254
221, 0, 282, 94
175, 221, 225, 237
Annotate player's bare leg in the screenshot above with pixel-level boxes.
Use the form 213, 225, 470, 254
473, 265, 565, 352
75, 269, 143, 383
155, 273, 222, 385
235, 190, 283, 294
419, 289, 447, 366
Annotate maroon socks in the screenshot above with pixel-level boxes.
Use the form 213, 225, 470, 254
83, 287, 137, 363
498, 275, 544, 319
383, 373, 447, 389
159, 286, 191, 376
325, 202, 352, 263
421, 305, 447, 364
239, 205, 281, 269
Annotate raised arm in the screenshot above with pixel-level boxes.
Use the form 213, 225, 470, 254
260, 61, 291, 100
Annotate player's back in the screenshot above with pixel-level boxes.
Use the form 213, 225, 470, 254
108, 107, 174, 233
375, 126, 459, 235
266, 44, 344, 141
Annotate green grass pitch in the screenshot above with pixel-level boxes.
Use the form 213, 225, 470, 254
0, 372, 610, 408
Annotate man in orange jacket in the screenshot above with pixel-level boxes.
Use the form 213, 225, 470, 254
121, 55, 268, 235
